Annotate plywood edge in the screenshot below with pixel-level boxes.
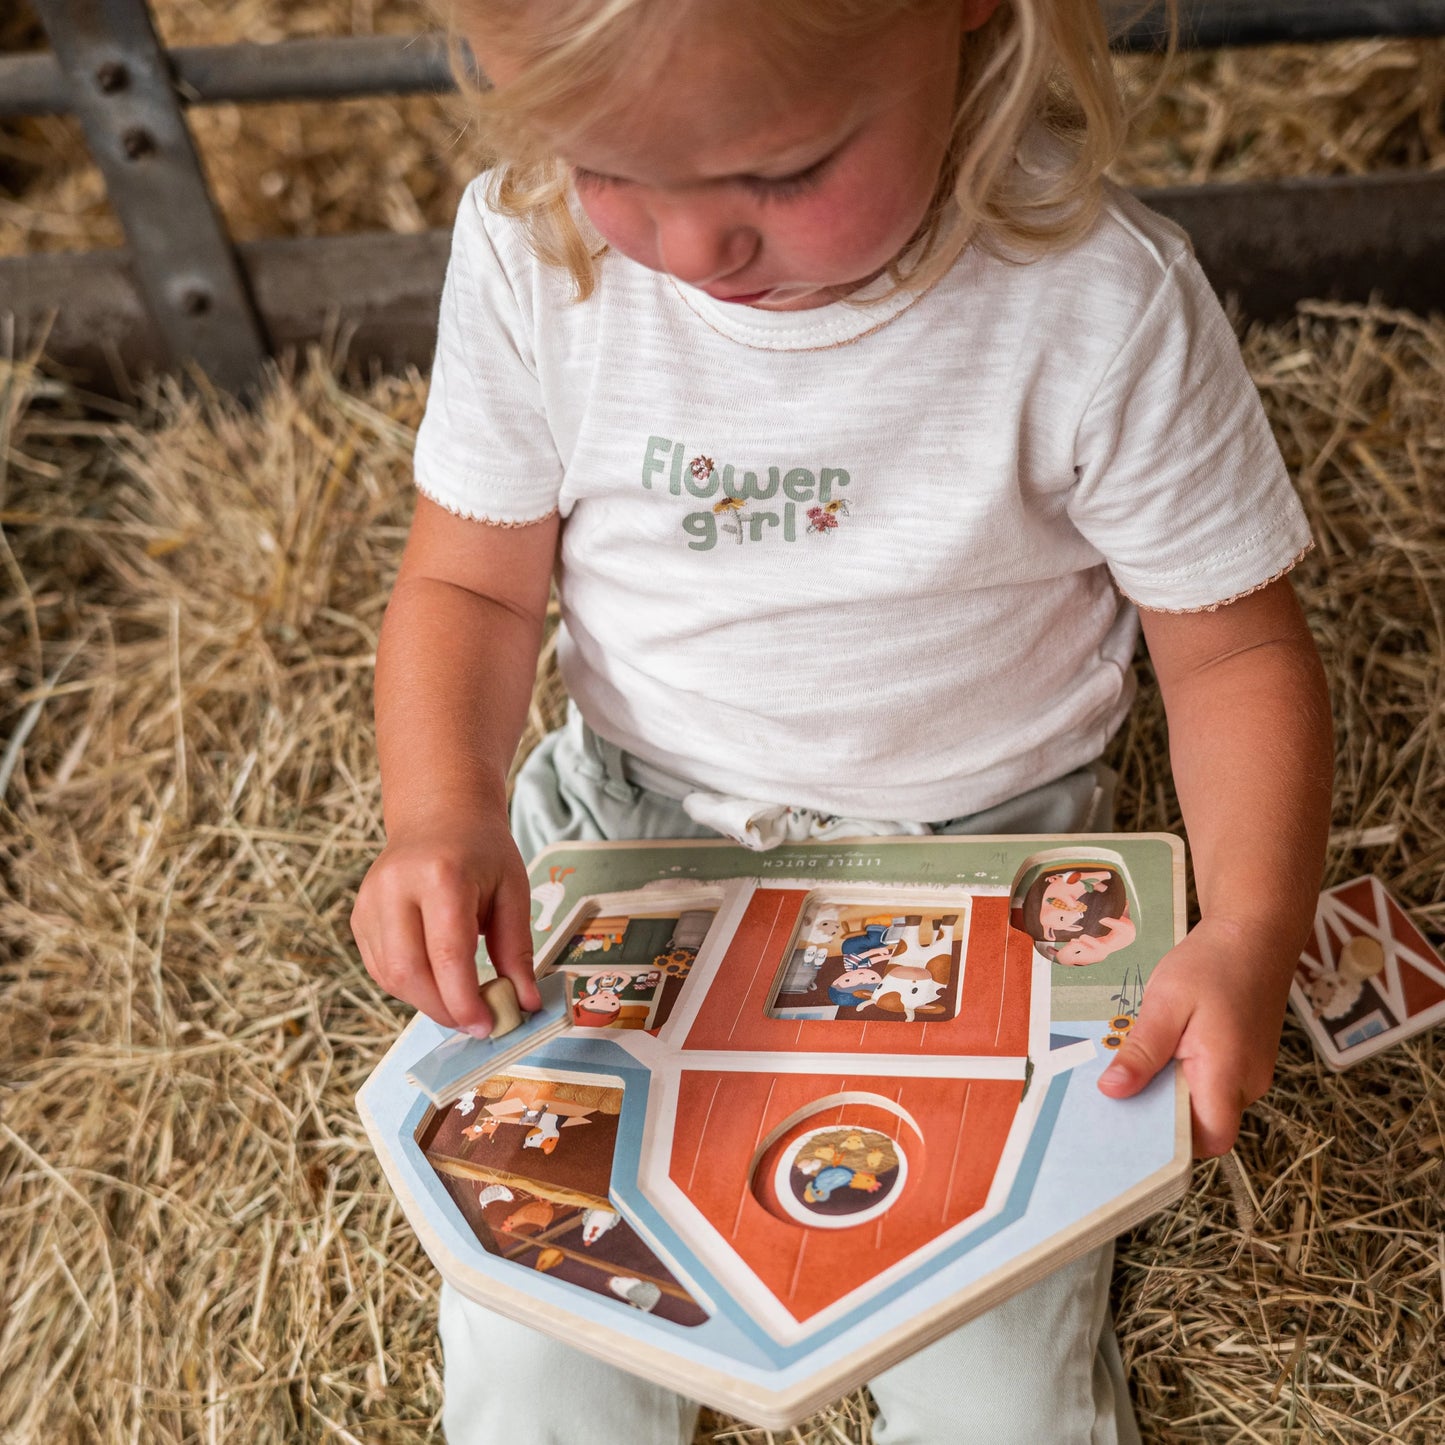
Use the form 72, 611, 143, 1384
407, 1014, 573, 1103
355, 1012, 429, 1113
527, 837, 746, 872
527, 833, 1185, 865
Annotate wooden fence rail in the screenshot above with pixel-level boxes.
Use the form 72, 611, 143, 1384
3, 0, 1445, 393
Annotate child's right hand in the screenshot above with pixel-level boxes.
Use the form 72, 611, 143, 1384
350, 815, 545, 1036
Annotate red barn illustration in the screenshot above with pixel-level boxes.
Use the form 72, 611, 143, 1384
1293, 875, 1445, 1065
624, 882, 1068, 1340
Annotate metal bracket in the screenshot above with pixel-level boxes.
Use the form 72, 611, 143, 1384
31, 0, 269, 394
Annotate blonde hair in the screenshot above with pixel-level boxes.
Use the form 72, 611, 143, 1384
440, 0, 1171, 301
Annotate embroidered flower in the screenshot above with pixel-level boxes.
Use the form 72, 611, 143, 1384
690, 455, 715, 483
807, 506, 839, 533
713, 494, 746, 544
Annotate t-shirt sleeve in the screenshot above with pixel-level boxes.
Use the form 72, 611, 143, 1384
412, 179, 564, 523
1068, 252, 1312, 612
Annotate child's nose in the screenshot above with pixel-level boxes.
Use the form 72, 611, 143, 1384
652, 205, 759, 289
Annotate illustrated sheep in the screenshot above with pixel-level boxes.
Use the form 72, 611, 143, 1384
1306, 934, 1387, 1020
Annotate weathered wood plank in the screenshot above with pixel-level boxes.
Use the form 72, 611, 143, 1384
4, 172, 1442, 391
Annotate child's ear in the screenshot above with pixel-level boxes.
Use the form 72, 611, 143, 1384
960, 0, 1004, 34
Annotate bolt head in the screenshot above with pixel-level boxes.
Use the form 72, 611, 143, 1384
95, 61, 129, 93
121, 127, 155, 160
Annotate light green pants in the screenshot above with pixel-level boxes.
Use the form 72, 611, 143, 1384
440, 709, 1142, 1445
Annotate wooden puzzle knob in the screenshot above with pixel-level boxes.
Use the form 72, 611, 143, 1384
480, 976, 524, 1037
1338, 935, 1385, 982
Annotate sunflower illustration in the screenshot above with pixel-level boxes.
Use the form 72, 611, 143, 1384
713, 495, 746, 543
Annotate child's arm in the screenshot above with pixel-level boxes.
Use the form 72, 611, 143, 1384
350, 495, 556, 1035
1097, 576, 1333, 1156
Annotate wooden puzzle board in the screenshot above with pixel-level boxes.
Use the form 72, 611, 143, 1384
359, 834, 1191, 1426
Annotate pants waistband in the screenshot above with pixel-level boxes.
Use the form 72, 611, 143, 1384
562, 703, 1115, 836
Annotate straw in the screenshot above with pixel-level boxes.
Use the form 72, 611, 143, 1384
2, 296, 1441, 1444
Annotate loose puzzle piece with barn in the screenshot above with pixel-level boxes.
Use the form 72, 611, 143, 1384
359, 835, 1191, 1426
1290, 874, 1445, 1069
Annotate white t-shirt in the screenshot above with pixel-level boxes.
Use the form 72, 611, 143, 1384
415, 176, 1312, 822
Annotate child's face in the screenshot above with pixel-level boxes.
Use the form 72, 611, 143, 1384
473, 3, 991, 311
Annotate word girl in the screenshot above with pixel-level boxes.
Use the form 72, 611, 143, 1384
351, 1, 1332, 1440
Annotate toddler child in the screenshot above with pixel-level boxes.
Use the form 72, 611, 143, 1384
351, 1, 1333, 1440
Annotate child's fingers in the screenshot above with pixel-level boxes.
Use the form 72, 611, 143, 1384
1182, 1035, 1277, 1157
1185, 1069, 1248, 1157
370, 902, 460, 1030
421, 887, 495, 1037
1097, 985, 1187, 1098
483, 858, 544, 1012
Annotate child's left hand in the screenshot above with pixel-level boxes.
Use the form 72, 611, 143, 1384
1095, 915, 1294, 1157
1107, 579, 1332, 1157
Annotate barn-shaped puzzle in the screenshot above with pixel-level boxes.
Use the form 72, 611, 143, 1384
360, 835, 1190, 1426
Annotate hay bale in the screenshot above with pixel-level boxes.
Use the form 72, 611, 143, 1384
2, 299, 1442, 1441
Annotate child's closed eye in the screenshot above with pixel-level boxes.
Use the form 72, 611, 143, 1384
572, 166, 624, 193
738, 155, 833, 202
571, 154, 835, 203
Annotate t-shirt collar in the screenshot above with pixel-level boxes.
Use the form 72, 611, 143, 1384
668, 269, 929, 351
